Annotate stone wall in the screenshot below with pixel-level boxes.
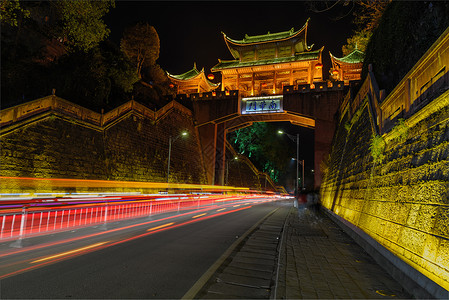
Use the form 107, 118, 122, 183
1, 115, 106, 180
104, 110, 206, 184
321, 82, 449, 294
225, 142, 277, 191
0, 97, 207, 193
320, 28, 449, 296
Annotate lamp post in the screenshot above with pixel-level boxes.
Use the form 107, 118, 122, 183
226, 156, 239, 185
167, 131, 188, 184
278, 130, 304, 195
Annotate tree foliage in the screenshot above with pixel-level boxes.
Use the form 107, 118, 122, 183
362, 1, 449, 94
341, 0, 390, 55
306, 0, 389, 56
342, 29, 371, 56
228, 123, 295, 183
0, 0, 30, 27
370, 134, 385, 163
120, 22, 160, 79
56, 0, 114, 52
353, 0, 391, 32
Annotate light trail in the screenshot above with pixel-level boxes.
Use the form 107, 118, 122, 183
192, 213, 207, 219
0, 204, 257, 280
147, 222, 175, 232
30, 242, 108, 264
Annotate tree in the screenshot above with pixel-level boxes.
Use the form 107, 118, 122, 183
306, 1, 390, 55
120, 22, 160, 79
0, 0, 30, 27
353, 0, 391, 32
228, 123, 295, 183
55, 0, 115, 52
341, 29, 371, 55
342, 1, 390, 55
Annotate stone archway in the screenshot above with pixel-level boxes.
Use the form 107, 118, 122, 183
188, 84, 345, 188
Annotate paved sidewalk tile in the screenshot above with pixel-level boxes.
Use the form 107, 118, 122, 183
276, 207, 411, 299
196, 202, 412, 299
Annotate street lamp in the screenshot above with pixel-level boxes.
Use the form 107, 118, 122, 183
167, 131, 188, 183
226, 156, 239, 185
278, 130, 304, 195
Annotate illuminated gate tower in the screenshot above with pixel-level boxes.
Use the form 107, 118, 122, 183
211, 18, 324, 97
167, 63, 219, 95
329, 47, 364, 85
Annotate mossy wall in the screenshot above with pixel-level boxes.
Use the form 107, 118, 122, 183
0, 104, 207, 192
104, 111, 206, 184
1, 116, 107, 180
320, 92, 449, 290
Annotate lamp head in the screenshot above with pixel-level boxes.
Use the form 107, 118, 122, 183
277, 130, 284, 135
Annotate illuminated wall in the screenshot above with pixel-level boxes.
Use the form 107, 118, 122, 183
321, 27, 449, 294
0, 97, 207, 192
320, 89, 449, 292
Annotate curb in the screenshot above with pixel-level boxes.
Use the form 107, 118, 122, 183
182, 207, 280, 299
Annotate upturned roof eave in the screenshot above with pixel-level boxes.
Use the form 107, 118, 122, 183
167, 64, 202, 81
223, 18, 310, 46
211, 50, 321, 71
329, 49, 365, 65
222, 18, 311, 60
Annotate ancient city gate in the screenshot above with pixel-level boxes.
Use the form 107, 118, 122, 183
189, 82, 345, 188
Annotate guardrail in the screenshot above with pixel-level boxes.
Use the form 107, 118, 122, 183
0, 194, 272, 244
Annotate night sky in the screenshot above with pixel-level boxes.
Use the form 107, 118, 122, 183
104, 1, 355, 76
104, 1, 356, 189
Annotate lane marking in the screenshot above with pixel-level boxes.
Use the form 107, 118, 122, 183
376, 290, 396, 297
216, 208, 226, 212
192, 213, 207, 219
147, 222, 175, 232
2, 205, 259, 280
30, 242, 108, 264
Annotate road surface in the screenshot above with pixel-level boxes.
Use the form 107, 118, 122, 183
0, 199, 284, 299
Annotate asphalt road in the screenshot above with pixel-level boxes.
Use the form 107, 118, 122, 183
0, 201, 282, 299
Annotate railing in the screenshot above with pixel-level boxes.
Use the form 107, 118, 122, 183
0, 194, 272, 243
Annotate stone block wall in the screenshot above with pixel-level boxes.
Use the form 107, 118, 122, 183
224, 143, 278, 191
0, 99, 207, 193
104, 110, 206, 184
1, 116, 106, 180
320, 91, 449, 291
225, 154, 261, 190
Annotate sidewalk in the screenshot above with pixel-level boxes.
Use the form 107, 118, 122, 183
195, 202, 411, 299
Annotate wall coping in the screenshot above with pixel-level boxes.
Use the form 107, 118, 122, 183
0, 96, 193, 131
341, 26, 449, 135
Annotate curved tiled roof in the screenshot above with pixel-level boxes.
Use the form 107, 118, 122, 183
167, 63, 201, 81
223, 18, 309, 45
211, 48, 322, 71
222, 19, 312, 60
167, 64, 219, 87
330, 49, 365, 64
